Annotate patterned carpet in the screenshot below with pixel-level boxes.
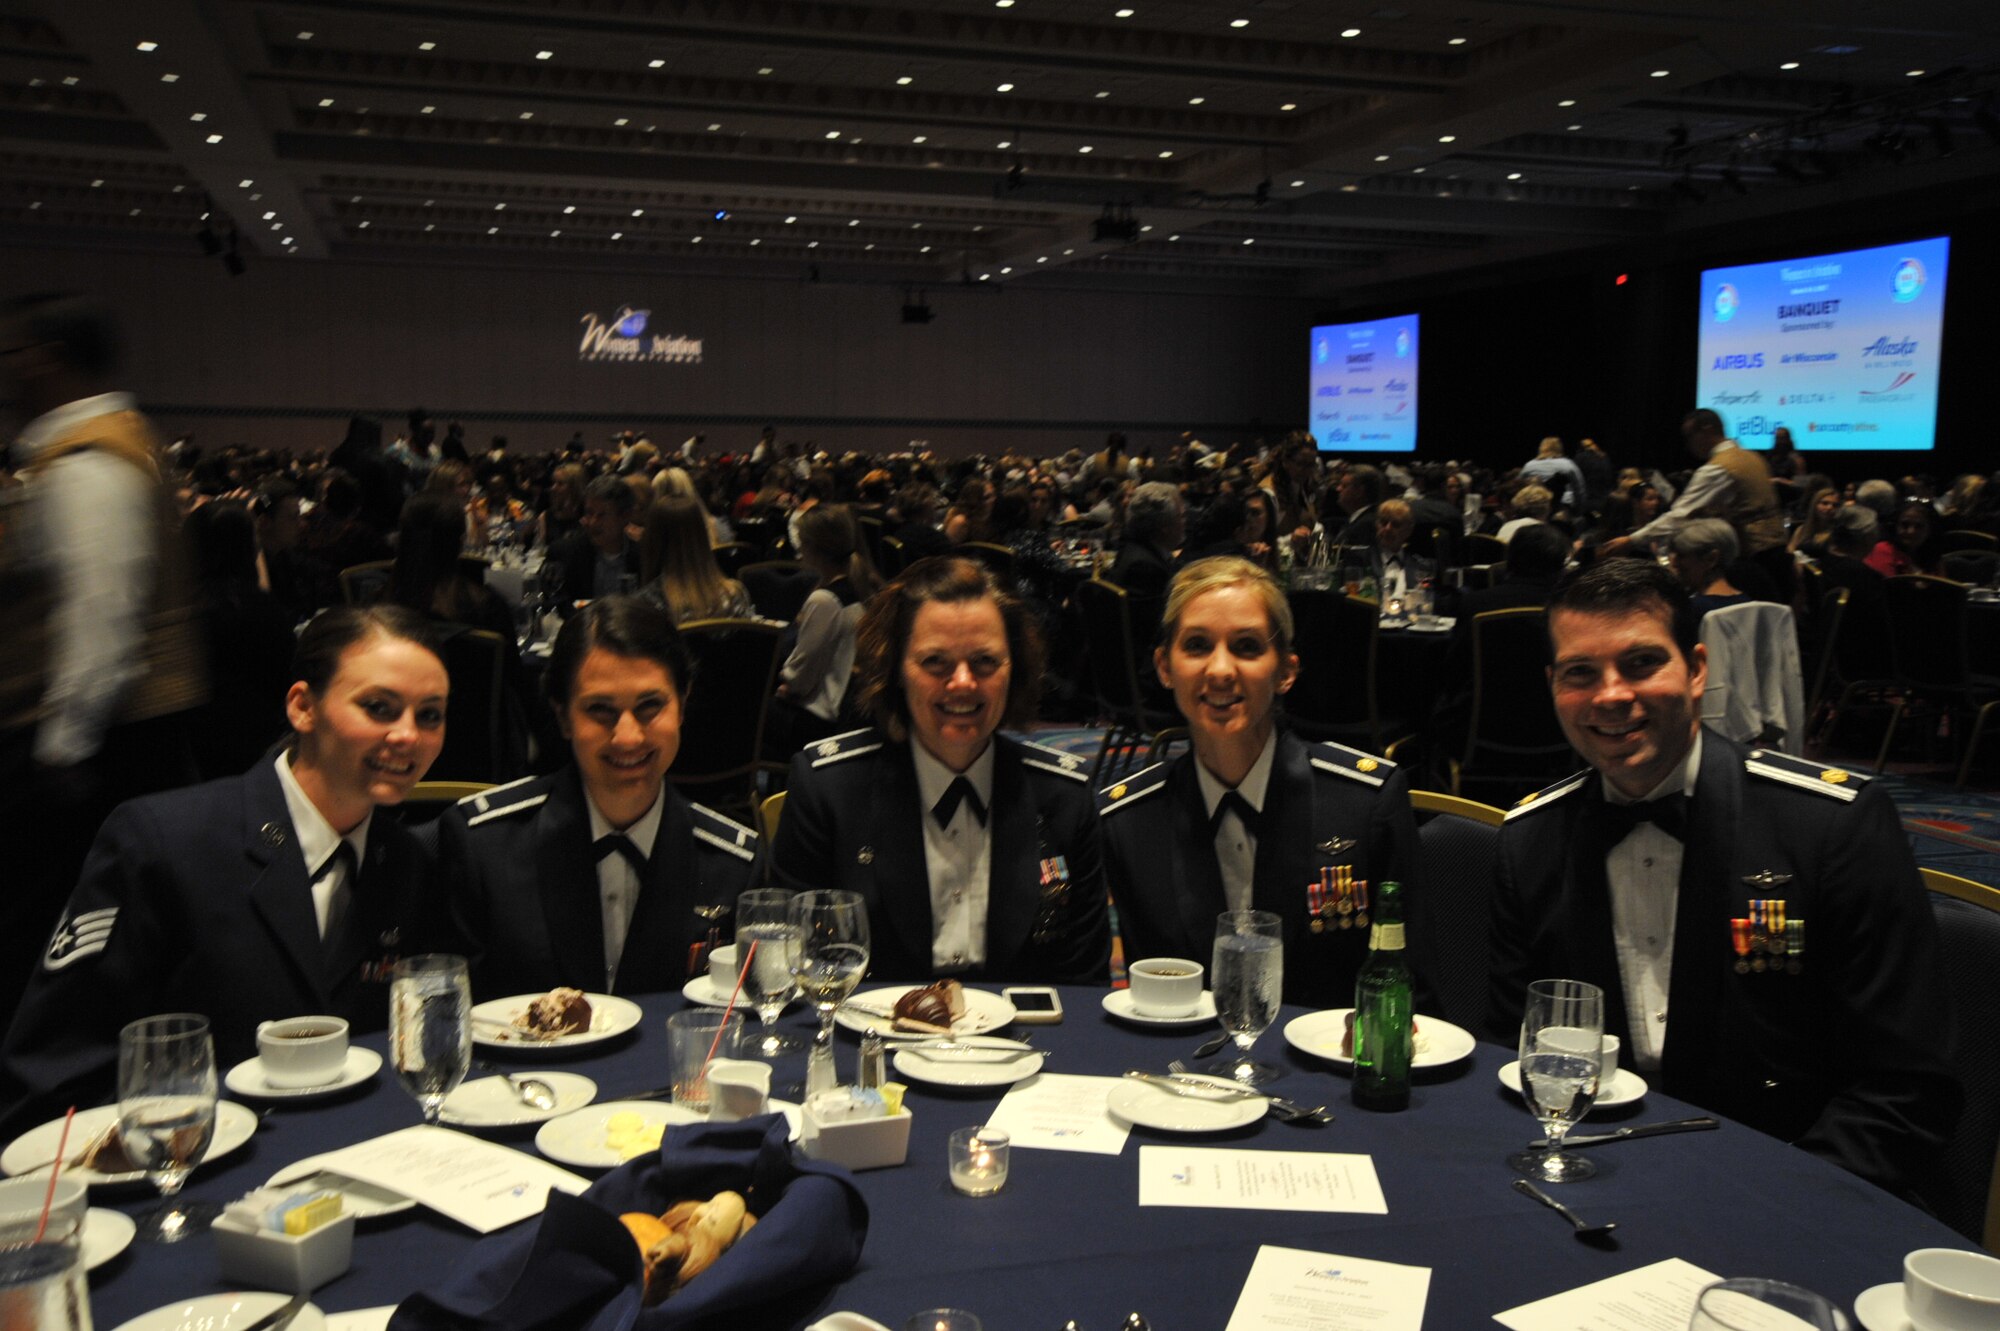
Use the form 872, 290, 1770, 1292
1023, 726, 2000, 888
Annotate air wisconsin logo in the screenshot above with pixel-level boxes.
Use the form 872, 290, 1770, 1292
578, 305, 704, 363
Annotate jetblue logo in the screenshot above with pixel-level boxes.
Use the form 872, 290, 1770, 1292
1861, 337, 1917, 357
1712, 353, 1764, 370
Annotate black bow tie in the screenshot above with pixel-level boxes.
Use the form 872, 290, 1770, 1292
932, 776, 989, 828
1210, 789, 1261, 836
313, 840, 357, 885
1603, 794, 1689, 842
594, 833, 648, 875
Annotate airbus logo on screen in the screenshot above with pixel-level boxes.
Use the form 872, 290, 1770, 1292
1891, 257, 1927, 303
1861, 336, 1918, 357
1712, 284, 1740, 322
1316, 385, 1342, 397
578, 305, 704, 364
1712, 353, 1764, 370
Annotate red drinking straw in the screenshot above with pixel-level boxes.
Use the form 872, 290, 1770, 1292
33, 1106, 75, 1243
698, 939, 758, 1084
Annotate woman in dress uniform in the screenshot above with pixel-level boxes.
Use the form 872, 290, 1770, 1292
1097, 556, 1421, 1010
772, 556, 1109, 985
436, 596, 760, 1002
0, 605, 454, 1136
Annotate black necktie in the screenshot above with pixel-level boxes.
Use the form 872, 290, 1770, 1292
594, 833, 648, 876
1604, 794, 1688, 843
316, 841, 357, 948
932, 777, 989, 828
1210, 789, 1261, 837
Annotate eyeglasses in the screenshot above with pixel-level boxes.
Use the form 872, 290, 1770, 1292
909, 652, 1010, 680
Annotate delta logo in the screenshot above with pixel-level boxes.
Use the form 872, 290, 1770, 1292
1861, 336, 1918, 357
1860, 372, 1916, 396
1712, 353, 1764, 370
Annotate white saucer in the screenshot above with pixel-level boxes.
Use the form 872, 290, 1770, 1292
82, 1206, 136, 1270
224, 1047, 382, 1100
681, 974, 798, 1010
891, 1038, 1045, 1089
1854, 1282, 1909, 1331
1101, 989, 1219, 1027
266, 1156, 417, 1220
440, 1072, 596, 1128
112, 1293, 326, 1331
1497, 1061, 1649, 1110
1107, 1074, 1268, 1133
806, 1315, 893, 1331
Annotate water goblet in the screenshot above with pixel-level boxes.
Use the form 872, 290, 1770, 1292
1202, 910, 1285, 1085
788, 891, 870, 1093
1507, 978, 1605, 1183
735, 888, 805, 1056
390, 954, 473, 1125
117, 1012, 222, 1243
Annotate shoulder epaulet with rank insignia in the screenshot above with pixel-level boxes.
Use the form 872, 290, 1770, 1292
1097, 763, 1168, 814
1503, 771, 1590, 822
1019, 740, 1091, 783
1743, 749, 1864, 803
1307, 741, 1396, 789
463, 773, 553, 826
807, 727, 883, 769
690, 803, 759, 861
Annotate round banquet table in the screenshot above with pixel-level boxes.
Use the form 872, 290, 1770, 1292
78, 987, 1963, 1329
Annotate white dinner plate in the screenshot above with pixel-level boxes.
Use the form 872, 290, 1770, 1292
224, 1047, 382, 1101
82, 1206, 136, 1271
2, 1102, 259, 1188
265, 1156, 416, 1220
534, 1099, 803, 1169
471, 993, 643, 1050
1497, 1061, 1649, 1111
1106, 1075, 1268, 1133
111, 1293, 326, 1331
439, 1072, 597, 1128
1282, 1009, 1477, 1070
806, 1315, 894, 1331
1853, 1282, 1907, 1331
680, 974, 798, 1011
891, 1038, 1045, 1089
325, 1310, 397, 1331
1100, 989, 1219, 1028
1402, 617, 1455, 634
836, 985, 1017, 1038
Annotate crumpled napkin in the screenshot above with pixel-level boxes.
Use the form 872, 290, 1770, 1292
389, 1115, 868, 1331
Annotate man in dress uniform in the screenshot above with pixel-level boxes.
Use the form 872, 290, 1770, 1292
1486, 558, 1959, 1202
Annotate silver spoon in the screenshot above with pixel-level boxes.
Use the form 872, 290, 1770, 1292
1189, 1030, 1231, 1060
1511, 1178, 1619, 1241
473, 1061, 559, 1110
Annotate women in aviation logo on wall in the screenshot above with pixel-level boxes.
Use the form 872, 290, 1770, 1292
1891, 257, 1926, 303
577, 305, 705, 363
1712, 283, 1740, 322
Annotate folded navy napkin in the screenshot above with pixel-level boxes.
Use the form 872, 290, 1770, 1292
389, 1115, 869, 1331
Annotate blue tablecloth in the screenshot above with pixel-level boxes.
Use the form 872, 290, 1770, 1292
83, 988, 1963, 1329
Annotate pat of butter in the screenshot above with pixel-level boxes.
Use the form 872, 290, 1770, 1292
604, 1110, 665, 1161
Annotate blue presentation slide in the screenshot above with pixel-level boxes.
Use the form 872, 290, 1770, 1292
1308, 314, 1418, 453
1696, 235, 1949, 451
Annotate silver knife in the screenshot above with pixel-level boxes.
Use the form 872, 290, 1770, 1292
239, 1294, 309, 1331
1529, 1116, 1719, 1149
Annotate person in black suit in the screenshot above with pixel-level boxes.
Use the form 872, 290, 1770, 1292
551, 474, 643, 612
1407, 465, 1464, 567
1106, 482, 1183, 598
437, 597, 760, 1001
1486, 558, 1959, 1202
1809, 504, 1892, 684
888, 483, 952, 562
0, 606, 454, 1137
1098, 557, 1419, 1011
773, 556, 1109, 985
1359, 499, 1435, 601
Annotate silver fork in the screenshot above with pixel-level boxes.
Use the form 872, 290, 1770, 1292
1124, 1070, 1332, 1125
894, 1040, 1043, 1063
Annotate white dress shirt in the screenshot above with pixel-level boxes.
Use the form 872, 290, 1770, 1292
1626, 441, 1743, 549
1194, 731, 1277, 913
586, 787, 666, 990
911, 742, 996, 973
1602, 733, 1703, 1073
273, 752, 371, 940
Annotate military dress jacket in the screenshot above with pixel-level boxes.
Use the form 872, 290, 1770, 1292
1097, 730, 1420, 1011
0, 760, 445, 1137
1486, 731, 1961, 1200
772, 730, 1110, 985
435, 767, 760, 1002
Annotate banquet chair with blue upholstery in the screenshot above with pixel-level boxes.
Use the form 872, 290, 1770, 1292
1921, 867, 2000, 1254
671, 617, 786, 822
1409, 790, 1504, 1032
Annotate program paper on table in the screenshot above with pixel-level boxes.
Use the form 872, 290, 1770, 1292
984, 1073, 1131, 1154
299, 1124, 591, 1232
1138, 1146, 1387, 1213
1226, 1246, 1431, 1331
1493, 1258, 1724, 1331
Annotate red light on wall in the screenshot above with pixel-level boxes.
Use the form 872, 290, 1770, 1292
1615, 273, 1629, 285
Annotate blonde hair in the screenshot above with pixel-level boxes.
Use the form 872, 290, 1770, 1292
652, 466, 697, 501
639, 497, 745, 623
1536, 436, 1565, 460
1162, 556, 1294, 654
1512, 484, 1553, 520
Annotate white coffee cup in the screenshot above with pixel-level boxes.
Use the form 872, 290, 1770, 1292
1601, 1034, 1621, 1075
707, 945, 739, 989
1905, 1247, 2000, 1330
705, 1059, 772, 1122
255, 1014, 350, 1088
1127, 958, 1205, 1018
0, 1175, 87, 1247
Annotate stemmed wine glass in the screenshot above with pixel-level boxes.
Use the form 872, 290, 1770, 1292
1202, 910, 1285, 1085
117, 1012, 222, 1243
735, 889, 805, 1056
788, 891, 871, 1094
1508, 978, 1606, 1183
390, 954, 473, 1125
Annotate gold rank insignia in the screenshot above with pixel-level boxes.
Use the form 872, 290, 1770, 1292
1516, 791, 1536, 805
1820, 769, 1849, 784
1356, 757, 1379, 773
1110, 784, 1127, 799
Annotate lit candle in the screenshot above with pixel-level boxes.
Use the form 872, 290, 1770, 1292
947, 1127, 1010, 1196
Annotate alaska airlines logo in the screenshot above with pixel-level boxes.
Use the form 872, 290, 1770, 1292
1713, 284, 1739, 322
1891, 257, 1926, 303
1861, 337, 1917, 358
1860, 372, 1916, 396
1383, 379, 1409, 393
1712, 353, 1764, 370
579, 305, 704, 364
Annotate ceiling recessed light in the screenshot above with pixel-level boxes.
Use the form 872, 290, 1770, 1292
488, 226, 498, 234
920, 244, 932, 253
1507, 171, 1523, 180
1438, 134, 1455, 142
519, 111, 533, 119
318, 98, 334, 108
749, 237, 760, 245
1063, 247, 1073, 254
1412, 167, 1426, 174
1373, 154, 1390, 162
1140, 225, 1152, 232
1341, 28, 1361, 38
896, 76, 912, 85
849, 219, 860, 226
1906, 68, 1926, 77
563, 205, 576, 214
692, 235, 702, 243
1291, 179, 1305, 187
826, 130, 841, 139
421, 105, 435, 113
758, 66, 774, 75
785, 215, 797, 223
648, 58, 665, 68
419, 41, 436, 51
1115, 7, 1135, 15
1448, 36, 1466, 45
296, 32, 312, 40
262, 211, 275, 220
239, 179, 253, 187
997, 140, 1011, 149
1189, 96, 1205, 105
1159, 150, 1174, 158
136, 41, 158, 52
494, 202, 506, 210
1095, 90, 1110, 98
424, 223, 435, 232
536, 50, 553, 60
1341, 184, 1358, 192
189, 112, 207, 122
1558, 99, 1576, 107
912, 135, 927, 143
1567, 123, 1582, 131
282, 237, 293, 246
357, 220, 370, 228
1230, 18, 1249, 27
160, 73, 178, 82
1650, 69, 1670, 77
205, 133, 223, 143
996, 0, 1014, 6
614, 117, 629, 126
1000, 266, 1012, 273
91, 179, 102, 187
1242, 237, 1254, 245
708, 123, 721, 131
612, 231, 622, 240
808, 240, 819, 248
997, 82, 1014, 92
632, 208, 644, 217
1280, 102, 1297, 111
1078, 145, 1093, 152
1168, 234, 1178, 241
1780, 61, 1800, 70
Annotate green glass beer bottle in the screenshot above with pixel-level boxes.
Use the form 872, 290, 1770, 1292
1352, 879, 1412, 1111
